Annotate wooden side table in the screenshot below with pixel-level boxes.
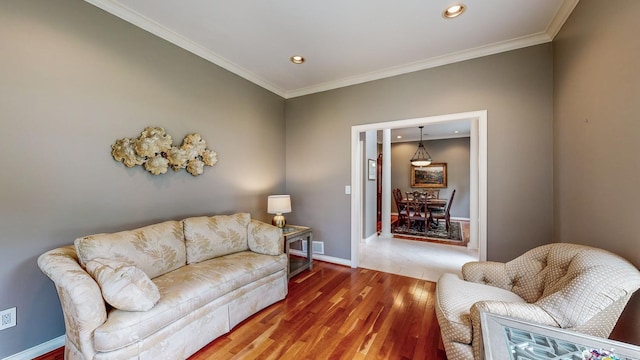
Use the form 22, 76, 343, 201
282, 225, 312, 279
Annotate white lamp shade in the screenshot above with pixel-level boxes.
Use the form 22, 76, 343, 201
267, 195, 291, 214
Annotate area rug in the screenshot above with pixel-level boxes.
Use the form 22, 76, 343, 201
393, 221, 463, 243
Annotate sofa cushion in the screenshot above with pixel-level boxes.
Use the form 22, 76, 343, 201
86, 258, 160, 311
183, 213, 250, 264
248, 219, 283, 256
93, 251, 287, 352
537, 252, 639, 329
436, 273, 525, 344
75, 220, 186, 279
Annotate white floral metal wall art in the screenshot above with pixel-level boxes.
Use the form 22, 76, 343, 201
111, 127, 218, 176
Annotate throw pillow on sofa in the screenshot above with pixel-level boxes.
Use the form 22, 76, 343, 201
74, 220, 186, 279
183, 213, 251, 264
86, 258, 160, 311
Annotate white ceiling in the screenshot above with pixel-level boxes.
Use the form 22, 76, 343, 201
379, 119, 472, 144
85, 0, 578, 99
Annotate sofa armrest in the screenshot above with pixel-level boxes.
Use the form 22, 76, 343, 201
462, 261, 514, 291
248, 220, 283, 256
469, 301, 558, 360
38, 245, 107, 360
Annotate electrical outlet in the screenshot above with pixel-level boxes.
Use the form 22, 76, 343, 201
0, 307, 16, 330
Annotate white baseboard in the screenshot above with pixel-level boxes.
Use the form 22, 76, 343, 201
311, 254, 351, 267
363, 233, 377, 244
289, 249, 306, 257
3, 335, 65, 360
451, 216, 470, 221
289, 250, 350, 267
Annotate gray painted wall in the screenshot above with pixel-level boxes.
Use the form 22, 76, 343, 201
390, 138, 470, 218
12, 0, 629, 355
0, 0, 284, 357
286, 44, 554, 262
554, 0, 640, 344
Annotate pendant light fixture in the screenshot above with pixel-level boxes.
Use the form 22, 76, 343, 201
410, 126, 432, 167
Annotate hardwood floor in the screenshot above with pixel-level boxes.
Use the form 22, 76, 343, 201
35, 261, 446, 360
33, 349, 64, 360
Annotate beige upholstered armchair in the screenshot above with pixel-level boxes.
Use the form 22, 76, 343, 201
435, 243, 640, 360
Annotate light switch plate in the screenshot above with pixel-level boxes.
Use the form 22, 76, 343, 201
345, 185, 351, 194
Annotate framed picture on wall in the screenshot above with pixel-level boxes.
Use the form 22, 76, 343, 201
367, 159, 376, 181
411, 163, 447, 188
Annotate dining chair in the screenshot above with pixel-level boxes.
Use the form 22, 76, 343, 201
392, 188, 407, 227
429, 189, 455, 231
423, 189, 440, 199
425, 191, 445, 222
405, 196, 429, 232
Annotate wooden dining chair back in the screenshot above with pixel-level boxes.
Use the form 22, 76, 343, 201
405, 196, 428, 232
424, 189, 445, 213
429, 189, 456, 231
423, 189, 440, 199
392, 188, 404, 207
392, 188, 407, 226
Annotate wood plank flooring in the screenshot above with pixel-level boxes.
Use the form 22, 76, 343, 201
35, 261, 446, 360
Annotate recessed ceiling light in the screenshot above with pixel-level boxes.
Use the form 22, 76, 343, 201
397, 135, 402, 139
443, 4, 466, 19
290, 55, 305, 64
454, 130, 460, 134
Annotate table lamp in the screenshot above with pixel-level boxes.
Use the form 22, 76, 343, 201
267, 195, 291, 228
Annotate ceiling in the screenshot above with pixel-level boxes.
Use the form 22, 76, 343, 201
378, 119, 472, 143
85, 0, 578, 99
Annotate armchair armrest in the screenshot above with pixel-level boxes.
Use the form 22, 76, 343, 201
248, 220, 283, 256
469, 301, 559, 360
463, 261, 514, 291
37, 245, 106, 360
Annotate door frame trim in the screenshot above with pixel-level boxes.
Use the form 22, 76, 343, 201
350, 110, 488, 267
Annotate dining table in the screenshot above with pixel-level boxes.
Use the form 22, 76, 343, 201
399, 197, 447, 208
398, 196, 447, 228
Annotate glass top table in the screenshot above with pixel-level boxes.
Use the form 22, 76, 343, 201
481, 312, 640, 360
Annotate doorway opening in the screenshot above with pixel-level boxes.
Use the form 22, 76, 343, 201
350, 110, 487, 268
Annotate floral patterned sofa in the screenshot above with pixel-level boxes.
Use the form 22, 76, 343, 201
38, 213, 288, 360
435, 243, 640, 360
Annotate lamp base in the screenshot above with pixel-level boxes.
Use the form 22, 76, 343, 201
272, 214, 286, 228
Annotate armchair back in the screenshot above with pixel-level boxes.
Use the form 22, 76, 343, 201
463, 243, 640, 331
440, 243, 640, 360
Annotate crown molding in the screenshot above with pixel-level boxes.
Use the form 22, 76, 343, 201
83, 0, 288, 98
284, 31, 551, 98
546, 0, 580, 39
84, 0, 575, 100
